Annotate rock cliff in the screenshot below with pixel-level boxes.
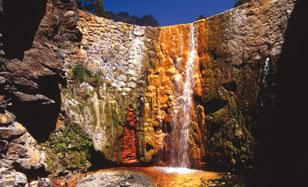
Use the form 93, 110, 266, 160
0, 0, 81, 184
62, 0, 295, 171
0, 0, 298, 184
0, 0, 81, 140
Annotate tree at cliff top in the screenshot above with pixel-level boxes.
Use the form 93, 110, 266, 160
77, 0, 104, 16
76, 0, 159, 26
234, 0, 251, 7
104, 11, 159, 26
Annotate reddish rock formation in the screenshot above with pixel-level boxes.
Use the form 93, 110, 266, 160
121, 105, 139, 164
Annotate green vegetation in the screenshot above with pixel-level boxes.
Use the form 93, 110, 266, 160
104, 12, 159, 26
196, 15, 206, 21
234, 0, 251, 7
41, 125, 93, 176
76, 0, 159, 26
77, 0, 104, 16
72, 64, 102, 87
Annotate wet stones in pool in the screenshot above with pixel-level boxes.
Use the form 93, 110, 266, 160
76, 172, 155, 187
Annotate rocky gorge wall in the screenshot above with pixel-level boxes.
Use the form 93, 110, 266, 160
62, 0, 296, 170
0, 0, 83, 184
0, 0, 297, 184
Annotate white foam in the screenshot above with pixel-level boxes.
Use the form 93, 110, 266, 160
153, 167, 200, 174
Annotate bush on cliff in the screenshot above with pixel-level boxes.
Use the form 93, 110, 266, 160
41, 125, 93, 176
234, 0, 251, 7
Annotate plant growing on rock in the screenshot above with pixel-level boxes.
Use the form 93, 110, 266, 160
72, 64, 102, 87
41, 125, 93, 176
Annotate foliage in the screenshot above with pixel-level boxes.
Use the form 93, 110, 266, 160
41, 125, 93, 176
77, 0, 104, 16
197, 15, 206, 20
234, 0, 251, 7
72, 64, 102, 87
76, 0, 159, 26
103, 11, 159, 26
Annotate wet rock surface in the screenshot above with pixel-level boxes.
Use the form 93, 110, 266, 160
121, 107, 138, 164
76, 171, 155, 187
61, 0, 296, 172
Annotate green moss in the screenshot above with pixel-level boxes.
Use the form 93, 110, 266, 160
41, 125, 93, 176
72, 64, 102, 87
72, 64, 91, 83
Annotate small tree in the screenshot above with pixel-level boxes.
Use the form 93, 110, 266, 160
77, 0, 104, 16
197, 15, 206, 20
234, 0, 251, 7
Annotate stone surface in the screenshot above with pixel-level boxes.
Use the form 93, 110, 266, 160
76, 171, 155, 187
0, 169, 28, 187
0, 111, 47, 186
0, 0, 81, 139
0, 0, 297, 178
60, 0, 295, 171
121, 106, 138, 164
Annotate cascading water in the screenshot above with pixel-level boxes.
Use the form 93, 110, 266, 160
169, 23, 198, 169
262, 57, 271, 87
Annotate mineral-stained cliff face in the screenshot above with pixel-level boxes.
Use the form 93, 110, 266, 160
0, 0, 297, 182
61, 0, 296, 171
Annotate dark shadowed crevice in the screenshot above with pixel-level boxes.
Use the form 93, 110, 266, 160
223, 81, 238, 92
204, 98, 228, 115
8, 76, 61, 141
255, 0, 308, 186
146, 143, 154, 152
2, 0, 46, 60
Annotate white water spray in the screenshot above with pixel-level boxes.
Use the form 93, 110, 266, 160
262, 57, 271, 87
170, 23, 198, 168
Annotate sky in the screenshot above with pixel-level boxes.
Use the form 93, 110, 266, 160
104, 0, 237, 26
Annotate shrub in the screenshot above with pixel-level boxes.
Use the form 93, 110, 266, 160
41, 125, 93, 175
234, 0, 251, 7
72, 64, 91, 83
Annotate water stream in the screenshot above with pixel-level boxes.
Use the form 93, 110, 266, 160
169, 23, 198, 168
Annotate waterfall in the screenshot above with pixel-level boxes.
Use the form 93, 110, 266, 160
262, 57, 271, 87
170, 23, 198, 168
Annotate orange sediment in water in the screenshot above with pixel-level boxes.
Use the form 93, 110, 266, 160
127, 167, 220, 187
51, 167, 220, 187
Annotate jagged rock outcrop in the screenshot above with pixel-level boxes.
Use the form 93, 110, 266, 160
0, 111, 49, 186
0, 0, 82, 184
0, 0, 81, 139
